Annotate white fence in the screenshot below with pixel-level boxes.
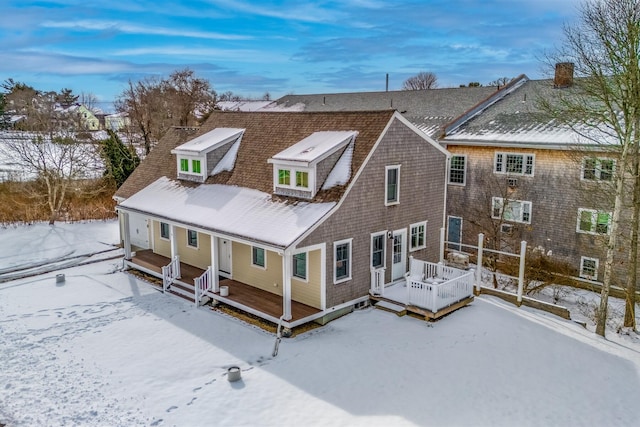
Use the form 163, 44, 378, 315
406, 257, 474, 312
370, 267, 386, 296
194, 266, 213, 306
162, 255, 181, 292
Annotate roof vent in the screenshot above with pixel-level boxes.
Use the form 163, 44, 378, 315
554, 62, 574, 88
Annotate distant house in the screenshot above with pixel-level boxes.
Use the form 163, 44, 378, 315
114, 110, 451, 328
104, 112, 130, 131
62, 104, 100, 130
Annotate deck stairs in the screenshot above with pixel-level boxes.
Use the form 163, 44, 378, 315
374, 300, 407, 316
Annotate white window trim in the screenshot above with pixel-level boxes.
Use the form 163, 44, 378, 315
292, 251, 308, 282
177, 155, 206, 177
494, 152, 535, 176
448, 155, 467, 186
370, 231, 387, 269
385, 165, 401, 206
159, 222, 170, 241
186, 229, 199, 249
581, 157, 616, 181
580, 256, 599, 280
576, 208, 612, 235
273, 165, 314, 191
251, 246, 267, 270
333, 238, 353, 284
409, 221, 427, 252
491, 197, 532, 224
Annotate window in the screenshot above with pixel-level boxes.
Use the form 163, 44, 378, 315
371, 233, 385, 269
410, 222, 427, 251
580, 256, 599, 280
160, 222, 170, 240
180, 158, 189, 172
187, 229, 198, 248
385, 165, 400, 205
577, 209, 611, 234
449, 155, 466, 184
492, 197, 532, 224
334, 239, 352, 283
296, 171, 309, 188
293, 252, 307, 280
582, 158, 615, 181
278, 169, 290, 185
494, 153, 534, 175
192, 159, 201, 174
252, 246, 265, 268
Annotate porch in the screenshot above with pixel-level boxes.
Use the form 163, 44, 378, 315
126, 250, 323, 327
370, 256, 475, 320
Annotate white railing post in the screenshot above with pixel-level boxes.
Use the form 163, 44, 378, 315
517, 240, 527, 304
175, 255, 181, 279
194, 276, 200, 306
476, 233, 484, 293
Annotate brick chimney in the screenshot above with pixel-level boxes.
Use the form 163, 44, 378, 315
554, 62, 574, 88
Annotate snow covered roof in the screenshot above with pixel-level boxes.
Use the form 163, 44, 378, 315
270, 131, 357, 165
118, 177, 335, 248
171, 127, 244, 156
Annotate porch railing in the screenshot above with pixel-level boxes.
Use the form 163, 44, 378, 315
162, 255, 180, 293
406, 257, 474, 312
194, 266, 213, 306
370, 267, 386, 296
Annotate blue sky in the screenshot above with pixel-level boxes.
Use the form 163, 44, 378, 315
1, 0, 580, 112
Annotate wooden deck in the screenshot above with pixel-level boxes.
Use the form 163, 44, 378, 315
128, 249, 321, 324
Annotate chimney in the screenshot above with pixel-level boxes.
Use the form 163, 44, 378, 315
554, 62, 574, 88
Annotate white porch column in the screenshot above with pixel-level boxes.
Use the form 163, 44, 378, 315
169, 224, 178, 259
210, 235, 220, 292
517, 240, 527, 305
282, 250, 292, 321
122, 211, 132, 260
475, 233, 484, 293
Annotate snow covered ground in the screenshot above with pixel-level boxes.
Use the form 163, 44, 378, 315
1, 221, 640, 426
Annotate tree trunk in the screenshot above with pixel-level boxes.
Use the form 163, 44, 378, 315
623, 140, 639, 328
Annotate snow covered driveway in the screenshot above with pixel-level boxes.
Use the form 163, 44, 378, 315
0, 222, 639, 426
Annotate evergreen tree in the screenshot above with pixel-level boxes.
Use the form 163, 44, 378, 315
100, 130, 140, 188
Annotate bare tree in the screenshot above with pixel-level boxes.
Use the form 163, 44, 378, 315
80, 92, 100, 112
164, 69, 216, 127
488, 77, 512, 87
402, 71, 438, 90
542, 0, 640, 335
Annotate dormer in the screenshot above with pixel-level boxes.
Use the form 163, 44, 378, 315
171, 128, 244, 183
268, 131, 357, 199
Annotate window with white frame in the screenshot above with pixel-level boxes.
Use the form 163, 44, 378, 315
274, 166, 311, 190
410, 221, 427, 251
449, 155, 466, 185
252, 246, 266, 268
385, 165, 400, 205
582, 158, 615, 181
492, 197, 532, 224
178, 156, 204, 175
577, 209, 611, 234
160, 222, 170, 240
494, 152, 534, 176
371, 232, 385, 269
580, 256, 599, 280
187, 229, 198, 248
293, 252, 307, 280
334, 239, 352, 283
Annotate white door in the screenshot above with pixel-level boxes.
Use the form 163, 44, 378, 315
392, 229, 407, 281
128, 213, 149, 249
218, 239, 231, 277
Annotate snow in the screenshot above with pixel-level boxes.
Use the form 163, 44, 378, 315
211, 138, 241, 175
322, 141, 353, 189
118, 177, 335, 248
171, 128, 244, 156
1, 221, 640, 427
271, 131, 357, 164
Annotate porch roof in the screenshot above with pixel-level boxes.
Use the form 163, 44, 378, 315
118, 176, 335, 248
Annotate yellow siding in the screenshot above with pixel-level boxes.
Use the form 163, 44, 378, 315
232, 242, 283, 296
152, 221, 171, 258
175, 227, 211, 269
291, 249, 322, 309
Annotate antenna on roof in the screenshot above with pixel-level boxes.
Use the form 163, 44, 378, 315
386, 73, 389, 92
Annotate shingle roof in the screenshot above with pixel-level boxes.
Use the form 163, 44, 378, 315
273, 86, 499, 138
115, 110, 396, 202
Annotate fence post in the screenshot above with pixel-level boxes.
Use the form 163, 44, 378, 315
476, 233, 484, 294
517, 240, 527, 305
439, 227, 445, 264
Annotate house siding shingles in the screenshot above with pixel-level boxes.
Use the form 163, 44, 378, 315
300, 118, 447, 308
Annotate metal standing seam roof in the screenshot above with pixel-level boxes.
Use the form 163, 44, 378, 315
171, 127, 245, 155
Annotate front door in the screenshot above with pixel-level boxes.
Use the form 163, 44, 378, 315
218, 239, 231, 277
447, 216, 462, 251
392, 229, 407, 281
128, 213, 149, 249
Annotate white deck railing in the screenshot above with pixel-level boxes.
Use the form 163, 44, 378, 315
370, 267, 386, 296
405, 257, 474, 312
194, 266, 213, 306
162, 255, 180, 293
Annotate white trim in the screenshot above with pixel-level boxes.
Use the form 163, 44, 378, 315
333, 238, 353, 285
370, 231, 387, 269
409, 221, 427, 251
579, 256, 599, 280
393, 112, 451, 157
292, 251, 308, 282
493, 152, 535, 176
186, 229, 199, 249
385, 164, 401, 206
576, 208, 611, 235
391, 228, 407, 281
251, 246, 267, 269
580, 157, 616, 181
159, 221, 170, 241
492, 197, 532, 224
448, 154, 467, 186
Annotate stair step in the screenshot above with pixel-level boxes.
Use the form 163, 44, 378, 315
375, 300, 407, 316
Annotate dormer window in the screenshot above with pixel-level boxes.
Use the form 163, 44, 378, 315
171, 128, 244, 183
269, 131, 358, 199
